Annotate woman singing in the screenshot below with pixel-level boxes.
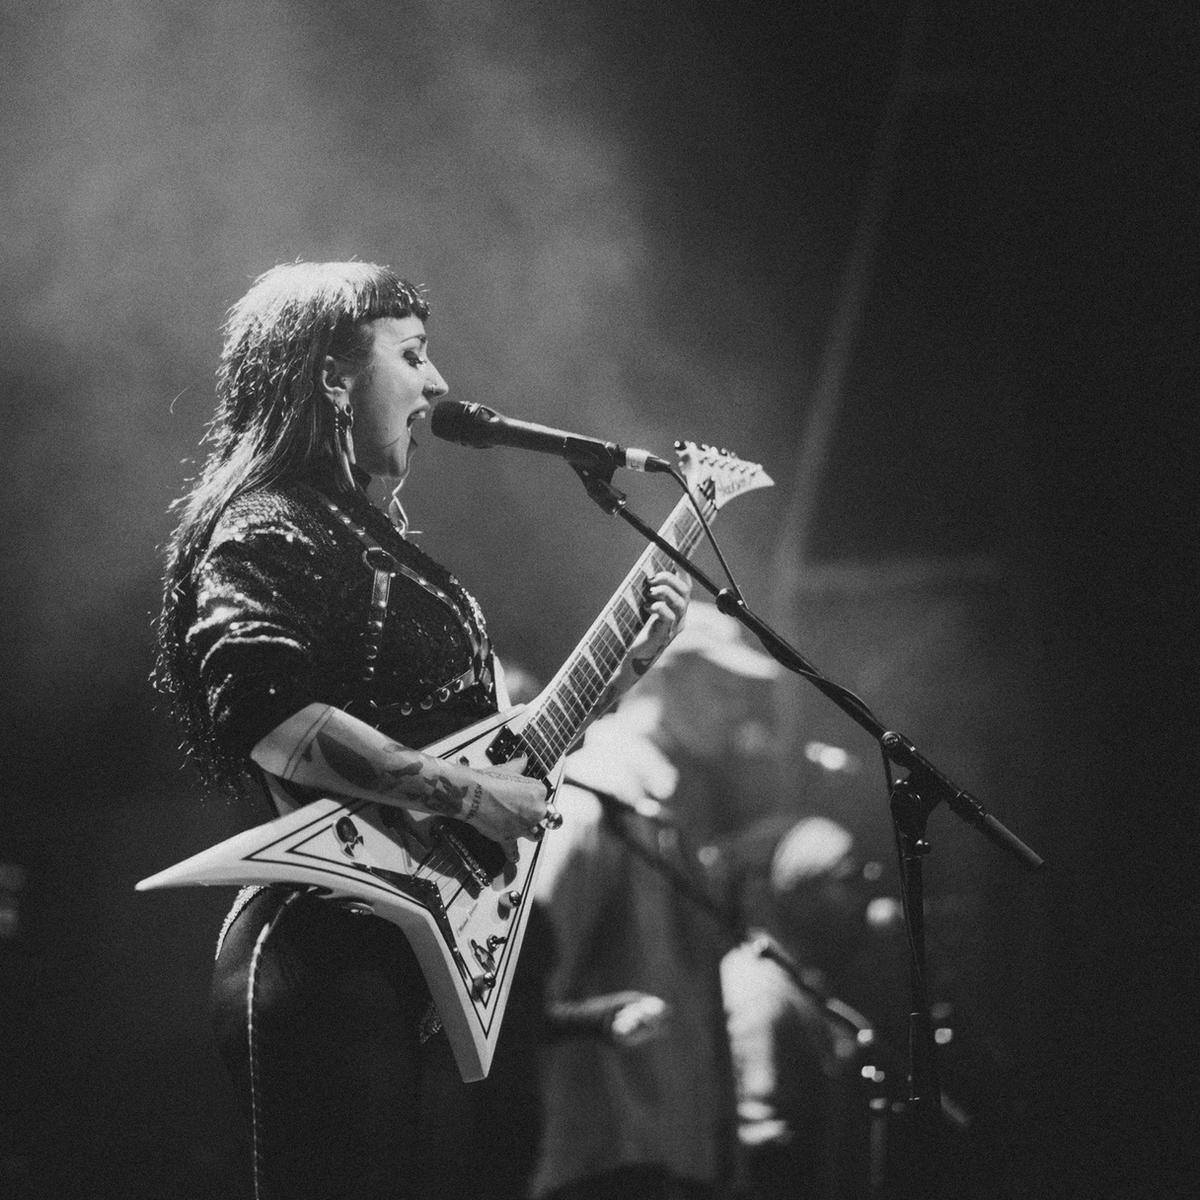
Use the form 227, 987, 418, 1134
154, 261, 689, 1200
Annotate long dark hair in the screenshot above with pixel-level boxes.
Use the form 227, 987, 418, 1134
155, 260, 429, 781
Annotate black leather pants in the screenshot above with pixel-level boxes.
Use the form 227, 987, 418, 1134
211, 886, 464, 1200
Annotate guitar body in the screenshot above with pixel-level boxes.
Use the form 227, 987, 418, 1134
137, 442, 772, 1081
139, 703, 561, 1082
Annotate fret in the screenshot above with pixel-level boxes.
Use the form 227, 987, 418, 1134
610, 595, 641, 638
593, 597, 637, 646
555, 685, 588, 727
526, 720, 562, 768
590, 627, 625, 675
518, 731, 549, 778
566, 656, 605, 707
602, 611, 627, 643
576, 644, 605, 688
530, 711, 559, 749
545, 695, 571, 732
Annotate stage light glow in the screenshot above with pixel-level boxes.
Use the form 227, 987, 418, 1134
803, 741, 859, 772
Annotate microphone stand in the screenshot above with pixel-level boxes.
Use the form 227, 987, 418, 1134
571, 464, 1045, 1197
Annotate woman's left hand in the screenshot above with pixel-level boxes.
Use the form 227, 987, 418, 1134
631, 569, 691, 669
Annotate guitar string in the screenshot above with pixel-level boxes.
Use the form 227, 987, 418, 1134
526, 564, 687, 763
522, 505, 710, 767
526, 548, 694, 760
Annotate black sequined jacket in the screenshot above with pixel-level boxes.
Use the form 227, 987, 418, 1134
185, 478, 498, 795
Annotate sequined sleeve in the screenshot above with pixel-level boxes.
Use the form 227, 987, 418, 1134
188, 515, 327, 762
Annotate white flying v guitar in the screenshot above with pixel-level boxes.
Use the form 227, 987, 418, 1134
137, 442, 772, 1081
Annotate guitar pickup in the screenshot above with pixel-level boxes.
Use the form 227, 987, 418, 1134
486, 725, 524, 765
487, 726, 549, 777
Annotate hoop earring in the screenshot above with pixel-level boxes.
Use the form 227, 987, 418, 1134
333, 403, 356, 491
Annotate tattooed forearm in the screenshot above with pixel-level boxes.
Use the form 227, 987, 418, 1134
310, 730, 384, 791
307, 729, 474, 818
464, 782, 483, 823
426, 775, 470, 815
382, 760, 425, 790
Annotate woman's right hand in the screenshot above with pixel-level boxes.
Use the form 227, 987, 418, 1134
462, 755, 553, 848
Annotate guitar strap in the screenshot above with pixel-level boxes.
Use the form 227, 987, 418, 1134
315, 495, 400, 707
316, 494, 493, 721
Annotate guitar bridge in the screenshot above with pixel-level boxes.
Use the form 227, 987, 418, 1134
431, 819, 507, 894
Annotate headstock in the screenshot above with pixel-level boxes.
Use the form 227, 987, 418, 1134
675, 441, 774, 511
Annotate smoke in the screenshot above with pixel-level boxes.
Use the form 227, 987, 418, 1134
0, 0, 794, 727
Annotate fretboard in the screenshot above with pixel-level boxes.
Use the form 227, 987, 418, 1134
518, 486, 713, 774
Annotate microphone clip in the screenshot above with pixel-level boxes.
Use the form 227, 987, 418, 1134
570, 462, 626, 514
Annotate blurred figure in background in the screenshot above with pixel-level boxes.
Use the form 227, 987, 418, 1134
718, 815, 880, 1200
529, 602, 782, 1200
729, 815, 897, 995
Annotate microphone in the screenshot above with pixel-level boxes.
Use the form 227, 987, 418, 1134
430, 400, 673, 474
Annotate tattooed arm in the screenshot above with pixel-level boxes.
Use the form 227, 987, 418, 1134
251, 704, 548, 845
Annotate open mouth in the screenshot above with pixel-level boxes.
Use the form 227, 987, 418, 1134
406, 407, 429, 445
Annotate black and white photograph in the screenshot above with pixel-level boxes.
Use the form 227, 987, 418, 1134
0, 2, 1193, 1198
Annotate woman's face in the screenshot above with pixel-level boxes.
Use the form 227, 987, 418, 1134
344, 315, 448, 481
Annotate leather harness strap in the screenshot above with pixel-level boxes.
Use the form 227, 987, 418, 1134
317, 494, 492, 719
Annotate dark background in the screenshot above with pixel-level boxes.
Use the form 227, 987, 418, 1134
1, 2, 1194, 1197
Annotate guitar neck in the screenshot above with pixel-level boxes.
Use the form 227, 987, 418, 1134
519, 487, 714, 773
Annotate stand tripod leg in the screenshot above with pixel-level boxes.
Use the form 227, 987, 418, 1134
884, 774, 950, 1198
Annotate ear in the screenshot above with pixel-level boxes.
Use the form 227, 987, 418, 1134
320, 355, 352, 404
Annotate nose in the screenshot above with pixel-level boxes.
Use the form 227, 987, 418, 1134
424, 360, 449, 399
